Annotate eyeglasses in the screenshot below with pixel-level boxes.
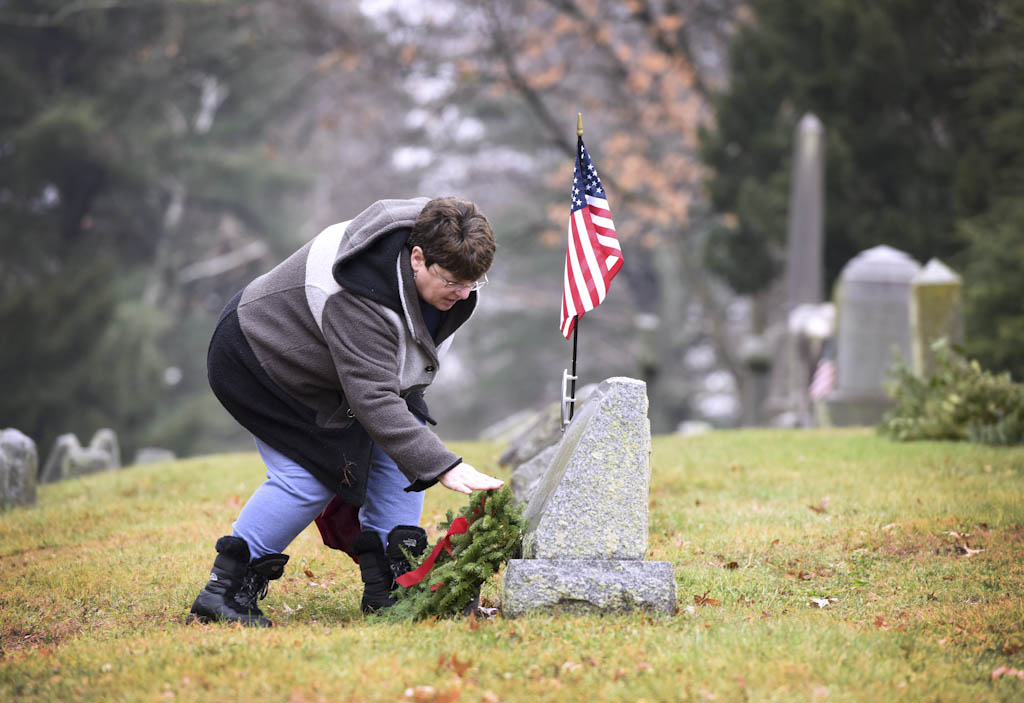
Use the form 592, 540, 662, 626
427, 264, 488, 292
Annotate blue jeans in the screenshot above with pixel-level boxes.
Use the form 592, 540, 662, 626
232, 437, 425, 560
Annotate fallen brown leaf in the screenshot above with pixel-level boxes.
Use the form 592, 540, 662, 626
1002, 638, 1023, 656
434, 682, 462, 703
694, 590, 721, 607
808, 496, 830, 514
437, 654, 472, 678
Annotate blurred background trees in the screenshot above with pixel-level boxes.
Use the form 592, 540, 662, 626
0, 0, 421, 457
1, 0, 1021, 459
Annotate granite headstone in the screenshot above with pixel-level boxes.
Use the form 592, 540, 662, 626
1, 428, 38, 509
502, 377, 676, 616
823, 245, 921, 425
40, 428, 121, 483
910, 259, 964, 378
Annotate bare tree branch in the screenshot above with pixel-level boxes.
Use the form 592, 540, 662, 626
177, 241, 269, 285
483, 4, 575, 157
634, 0, 712, 99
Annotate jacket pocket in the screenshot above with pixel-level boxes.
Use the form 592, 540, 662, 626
318, 394, 356, 429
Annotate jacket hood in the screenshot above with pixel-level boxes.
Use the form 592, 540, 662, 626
331, 197, 478, 347
332, 198, 429, 310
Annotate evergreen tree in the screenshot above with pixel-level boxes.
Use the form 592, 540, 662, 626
701, 0, 1024, 380
953, 0, 1024, 379
0, 1, 313, 457
701, 0, 991, 293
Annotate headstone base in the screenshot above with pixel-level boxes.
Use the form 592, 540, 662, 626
502, 559, 677, 617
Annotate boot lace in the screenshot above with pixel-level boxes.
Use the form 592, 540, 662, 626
234, 571, 269, 612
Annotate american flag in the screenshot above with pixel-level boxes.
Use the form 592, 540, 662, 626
809, 343, 837, 402
560, 137, 623, 339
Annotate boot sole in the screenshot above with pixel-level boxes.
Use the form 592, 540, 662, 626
185, 611, 272, 627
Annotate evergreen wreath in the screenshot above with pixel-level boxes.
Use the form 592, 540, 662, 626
380, 486, 525, 621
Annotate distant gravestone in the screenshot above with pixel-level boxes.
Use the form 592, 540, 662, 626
910, 259, 964, 378
40, 428, 121, 483
509, 444, 557, 507
765, 113, 827, 426
784, 113, 826, 310
823, 245, 921, 425
498, 384, 597, 470
1, 428, 38, 509
502, 378, 676, 616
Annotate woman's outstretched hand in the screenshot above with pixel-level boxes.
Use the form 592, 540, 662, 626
439, 462, 504, 494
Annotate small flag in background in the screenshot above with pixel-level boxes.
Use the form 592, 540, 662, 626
560, 138, 623, 339
809, 341, 837, 402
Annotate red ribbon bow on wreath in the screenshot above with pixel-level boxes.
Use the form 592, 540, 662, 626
395, 494, 487, 590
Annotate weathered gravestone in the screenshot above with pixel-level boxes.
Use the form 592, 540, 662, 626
1, 428, 38, 509
40, 428, 121, 483
509, 444, 558, 507
505, 383, 598, 507
499, 383, 597, 470
822, 245, 921, 426
784, 113, 826, 311
502, 377, 676, 616
910, 259, 964, 378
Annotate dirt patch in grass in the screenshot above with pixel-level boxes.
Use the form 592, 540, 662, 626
0, 618, 84, 659
876, 531, 947, 557
842, 523, 1024, 559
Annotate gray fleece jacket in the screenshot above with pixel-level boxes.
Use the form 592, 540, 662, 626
211, 197, 477, 498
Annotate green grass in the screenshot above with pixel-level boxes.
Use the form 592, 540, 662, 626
2, 429, 1023, 702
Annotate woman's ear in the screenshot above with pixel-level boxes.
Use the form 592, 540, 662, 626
409, 245, 426, 277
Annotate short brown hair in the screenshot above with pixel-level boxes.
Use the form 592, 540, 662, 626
408, 197, 495, 281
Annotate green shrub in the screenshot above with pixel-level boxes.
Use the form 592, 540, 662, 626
880, 340, 1024, 445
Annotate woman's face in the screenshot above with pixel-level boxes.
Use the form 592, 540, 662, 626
409, 246, 474, 310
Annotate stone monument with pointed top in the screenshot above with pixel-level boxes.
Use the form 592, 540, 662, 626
766, 113, 827, 426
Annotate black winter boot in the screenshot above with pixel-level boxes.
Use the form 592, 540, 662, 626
385, 525, 428, 582
187, 536, 289, 627
355, 527, 429, 613
355, 530, 395, 613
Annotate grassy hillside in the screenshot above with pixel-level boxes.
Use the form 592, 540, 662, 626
2, 429, 1023, 702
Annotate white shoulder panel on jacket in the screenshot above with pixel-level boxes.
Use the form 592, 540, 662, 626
305, 220, 351, 333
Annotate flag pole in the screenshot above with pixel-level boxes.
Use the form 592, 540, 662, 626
567, 112, 584, 423
568, 315, 579, 422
